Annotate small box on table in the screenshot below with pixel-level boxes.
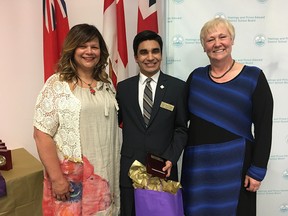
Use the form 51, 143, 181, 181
0, 140, 13, 171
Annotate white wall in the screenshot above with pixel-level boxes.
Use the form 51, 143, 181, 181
0, 0, 163, 158
0, 1, 43, 158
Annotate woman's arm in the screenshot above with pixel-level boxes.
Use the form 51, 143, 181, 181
34, 127, 71, 201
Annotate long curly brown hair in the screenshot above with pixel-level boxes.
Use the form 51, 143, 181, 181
57, 23, 110, 83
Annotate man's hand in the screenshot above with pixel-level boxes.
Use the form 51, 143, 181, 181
163, 160, 173, 177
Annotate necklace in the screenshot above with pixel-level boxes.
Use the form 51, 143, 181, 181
209, 59, 235, 79
77, 76, 96, 95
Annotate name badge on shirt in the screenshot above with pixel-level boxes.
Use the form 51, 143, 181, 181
160, 102, 174, 111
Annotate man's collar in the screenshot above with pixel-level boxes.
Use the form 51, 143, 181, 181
139, 70, 160, 84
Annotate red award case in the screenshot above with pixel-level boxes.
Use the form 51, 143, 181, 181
146, 153, 167, 179
0, 140, 13, 171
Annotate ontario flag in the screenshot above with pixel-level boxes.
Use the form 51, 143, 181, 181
137, 0, 158, 33
43, 0, 69, 81
103, 0, 129, 87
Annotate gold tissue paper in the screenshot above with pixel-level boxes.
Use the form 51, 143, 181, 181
128, 160, 181, 194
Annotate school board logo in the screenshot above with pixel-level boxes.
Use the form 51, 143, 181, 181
280, 204, 288, 212
173, 0, 184, 3
283, 169, 288, 178
257, 0, 268, 3
172, 35, 184, 47
215, 12, 226, 19
254, 34, 266, 47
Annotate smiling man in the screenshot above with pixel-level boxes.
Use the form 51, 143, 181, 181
116, 30, 188, 216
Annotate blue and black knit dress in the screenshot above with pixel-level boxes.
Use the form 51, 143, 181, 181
181, 65, 273, 216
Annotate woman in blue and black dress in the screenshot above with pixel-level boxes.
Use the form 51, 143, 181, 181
181, 17, 273, 216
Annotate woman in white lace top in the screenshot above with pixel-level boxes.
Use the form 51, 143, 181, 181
33, 24, 120, 216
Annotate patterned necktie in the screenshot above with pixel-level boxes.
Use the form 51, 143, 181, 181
143, 78, 153, 126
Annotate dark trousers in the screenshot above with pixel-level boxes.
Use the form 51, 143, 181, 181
120, 186, 135, 216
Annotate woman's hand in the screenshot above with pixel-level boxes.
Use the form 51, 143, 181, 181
52, 178, 73, 201
244, 175, 261, 192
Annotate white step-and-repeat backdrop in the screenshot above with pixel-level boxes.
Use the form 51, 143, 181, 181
165, 0, 288, 215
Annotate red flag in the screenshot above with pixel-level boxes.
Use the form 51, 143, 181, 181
43, 0, 69, 81
103, 0, 129, 87
137, 0, 158, 33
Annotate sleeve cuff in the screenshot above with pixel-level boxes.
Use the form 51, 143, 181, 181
247, 165, 267, 181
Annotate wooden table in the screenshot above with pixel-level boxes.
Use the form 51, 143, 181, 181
0, 148, 43, 216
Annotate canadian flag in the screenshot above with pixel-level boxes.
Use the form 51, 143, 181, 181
137, 0, 158, 33
103, 0, 129, 87
43, 0, 69, 81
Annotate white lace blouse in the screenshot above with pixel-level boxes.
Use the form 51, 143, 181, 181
33, 73, 118, 162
